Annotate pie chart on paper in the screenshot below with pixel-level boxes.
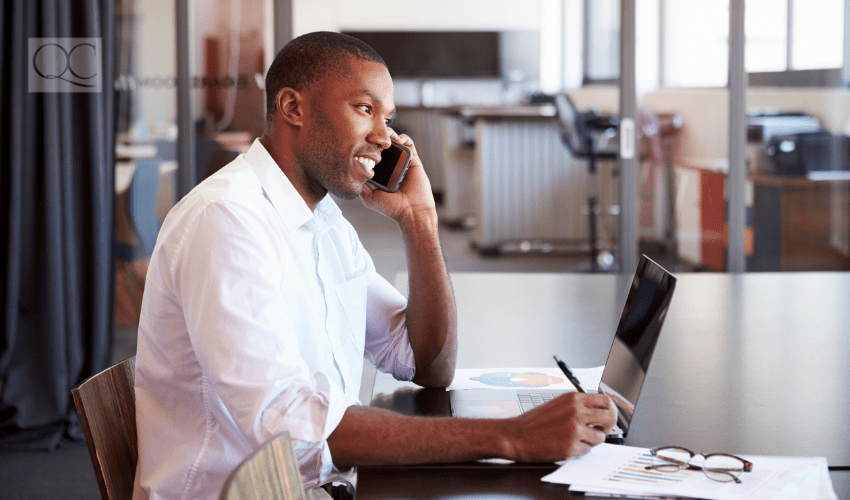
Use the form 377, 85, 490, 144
470, 372, 566, 388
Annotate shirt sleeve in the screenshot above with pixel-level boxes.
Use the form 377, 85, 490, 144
334, 214, 416, 382
363, 273, 417, 381
171, 199, 357, 488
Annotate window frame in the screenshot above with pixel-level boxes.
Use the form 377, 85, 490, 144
748, 0, 848, 87
581, 0, 850, 88
583, 0, 620, 85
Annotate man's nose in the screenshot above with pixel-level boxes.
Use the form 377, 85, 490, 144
369, 123, 392, 150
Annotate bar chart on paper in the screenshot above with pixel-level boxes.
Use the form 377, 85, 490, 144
542, 443, 836, 500
605, 453, 686, 486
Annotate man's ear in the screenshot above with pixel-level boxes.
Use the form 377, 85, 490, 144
276, 88, 304, 127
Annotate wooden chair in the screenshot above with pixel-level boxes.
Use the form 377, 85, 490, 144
71, 356, 138, 500
220, 431, 306, 500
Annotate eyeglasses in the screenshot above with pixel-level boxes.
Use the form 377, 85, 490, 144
646, 446, 754, 483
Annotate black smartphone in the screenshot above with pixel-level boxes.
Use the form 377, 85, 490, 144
366, 142, 412, 193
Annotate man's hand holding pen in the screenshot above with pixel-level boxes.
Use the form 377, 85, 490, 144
554, 355, 586, 393
501, 391, 618, 461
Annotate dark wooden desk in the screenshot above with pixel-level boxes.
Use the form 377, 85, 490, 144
751, 172, 850, 271
357, 272, 850, 499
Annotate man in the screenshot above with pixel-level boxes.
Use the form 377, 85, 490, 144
133, 31, 616, 500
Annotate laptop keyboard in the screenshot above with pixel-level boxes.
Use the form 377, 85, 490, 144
517, 392, 558, 413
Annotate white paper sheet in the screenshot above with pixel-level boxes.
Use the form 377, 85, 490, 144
542, 443, 835, 500
446, 366, 604, 392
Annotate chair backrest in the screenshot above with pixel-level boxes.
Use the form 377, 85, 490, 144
72, 356, 137, 500
220, 431, 306, 500
554, 93, 588, 155
555, 93, 620, 159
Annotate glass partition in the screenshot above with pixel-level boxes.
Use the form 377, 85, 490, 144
113, 0, 180, 326
633, 1, 729, 271
747, 0, 850, 271
635, 0, 850, 272
113, 0, 849, 278
114, 0, 272, 326
191, 0, 268, 179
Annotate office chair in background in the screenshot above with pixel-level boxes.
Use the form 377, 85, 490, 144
114, 159, 161, 262
554, 93, 619, 271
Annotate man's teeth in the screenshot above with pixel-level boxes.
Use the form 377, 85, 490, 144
356, 157, 376, 171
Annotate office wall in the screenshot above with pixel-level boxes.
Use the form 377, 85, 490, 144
293, 0, 570, 102
295, 0, 542, 33
641, 89, 729, 169
747, 88, 850, 135
571, 85, 619, 113
642, 87, 850, 168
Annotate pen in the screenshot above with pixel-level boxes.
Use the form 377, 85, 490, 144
554, 355, 586, 393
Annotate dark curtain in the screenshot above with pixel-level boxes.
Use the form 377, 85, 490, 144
0, 0, 115, 450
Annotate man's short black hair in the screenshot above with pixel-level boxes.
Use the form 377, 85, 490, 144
264, 31, 386, 123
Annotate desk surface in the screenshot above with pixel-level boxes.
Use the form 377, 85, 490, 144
751, 171, 850, 186
359, 272, 850, 498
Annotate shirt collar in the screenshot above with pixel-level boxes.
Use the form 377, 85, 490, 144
245, 139, 342, 232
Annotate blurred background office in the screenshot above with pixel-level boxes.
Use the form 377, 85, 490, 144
2, 0, 849, 497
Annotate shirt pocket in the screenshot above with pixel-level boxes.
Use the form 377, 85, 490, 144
334, 274, 368, 353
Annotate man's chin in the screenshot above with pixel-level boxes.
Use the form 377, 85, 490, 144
327, 183, 363, 201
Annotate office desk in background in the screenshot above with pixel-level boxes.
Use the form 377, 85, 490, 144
751, 172, 850, 271
357, 272, 850, 499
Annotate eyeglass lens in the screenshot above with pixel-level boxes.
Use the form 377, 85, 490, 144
652, 447, 745, 483
651, 447, 691, 471
703, 455, 745, 482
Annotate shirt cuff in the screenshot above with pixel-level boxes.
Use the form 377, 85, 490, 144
261, 372, 359, 488
321, 382, 360, 476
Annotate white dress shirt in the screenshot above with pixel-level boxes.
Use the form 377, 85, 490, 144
133, 139, 416, 500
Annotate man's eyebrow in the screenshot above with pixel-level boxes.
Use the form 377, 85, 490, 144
358, 90, 380, 101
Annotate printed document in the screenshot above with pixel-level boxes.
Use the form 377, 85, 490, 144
541, 443, 836, 500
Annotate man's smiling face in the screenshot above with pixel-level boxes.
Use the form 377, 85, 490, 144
294, 57, 395, 201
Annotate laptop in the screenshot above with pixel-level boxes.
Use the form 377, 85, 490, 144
450, 255, 677, 439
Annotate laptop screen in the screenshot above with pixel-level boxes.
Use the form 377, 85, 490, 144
599, 255, 677, 436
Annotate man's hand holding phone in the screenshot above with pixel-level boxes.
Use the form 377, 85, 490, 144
366, 142, 412, 193
360, 131, 436, 224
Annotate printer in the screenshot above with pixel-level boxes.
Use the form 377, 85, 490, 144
748, 112, 820, 142
766, 131, 850, 178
